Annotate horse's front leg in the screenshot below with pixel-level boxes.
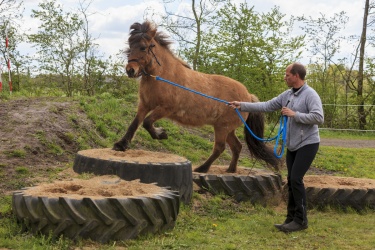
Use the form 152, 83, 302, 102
142, 106, 170, 140
194, 127, 227, 173
112, 107, 149, 151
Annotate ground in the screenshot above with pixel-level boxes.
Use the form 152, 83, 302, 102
0, 97, 92, 195
1, 97, 375, 196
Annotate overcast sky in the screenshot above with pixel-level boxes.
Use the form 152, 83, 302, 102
18, 0, 366, 61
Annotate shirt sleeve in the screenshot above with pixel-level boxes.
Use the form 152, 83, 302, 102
294, 91, 324, 125
240, 94, 285, 112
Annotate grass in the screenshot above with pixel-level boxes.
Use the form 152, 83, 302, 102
0, 94, 375, 249
122, 201, 375, 250
34, 130, 65, 156
314, 146, 375, 178
4, 150, 26, 158
319, 129, 375, 139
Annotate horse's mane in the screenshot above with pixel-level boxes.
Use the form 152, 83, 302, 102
127, 21, 191, 69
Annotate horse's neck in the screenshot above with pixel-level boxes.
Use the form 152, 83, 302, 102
148, 49, 187, 78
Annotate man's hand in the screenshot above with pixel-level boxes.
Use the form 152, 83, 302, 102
281, 107, 296, 117
228, 101, 241, 110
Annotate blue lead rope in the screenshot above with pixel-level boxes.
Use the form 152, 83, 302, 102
154, 75, 287, 158
235, 109, 288, 158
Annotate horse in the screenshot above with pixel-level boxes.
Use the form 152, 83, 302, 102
113, 21, 280, 173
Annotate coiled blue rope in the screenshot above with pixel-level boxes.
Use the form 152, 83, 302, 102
154, 75, 287, 158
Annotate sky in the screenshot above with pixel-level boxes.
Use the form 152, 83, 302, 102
17, 0, 367, 63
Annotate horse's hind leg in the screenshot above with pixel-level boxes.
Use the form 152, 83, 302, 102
142, 107, 170, 140
193, 128, 227, 173
225, 130, 242, 173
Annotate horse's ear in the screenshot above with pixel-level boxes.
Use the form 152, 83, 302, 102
147, 22, 157, 39
149, 29, 157, 39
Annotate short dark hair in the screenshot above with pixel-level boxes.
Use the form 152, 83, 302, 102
290, 63, 306, 80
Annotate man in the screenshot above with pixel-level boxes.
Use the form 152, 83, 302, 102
229, 63, 324, 233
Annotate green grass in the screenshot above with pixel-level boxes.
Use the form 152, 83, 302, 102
319, 129, 375, 139
314, 146, 375, 178
4, 149, 26, 158
34, 130, 65, 156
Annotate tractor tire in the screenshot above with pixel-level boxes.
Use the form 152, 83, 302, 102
280, 175, 375, 211
193, 167, 283, 206
73, 149, 193, 204
12, 186, 180, 243
305, 186, 375, 211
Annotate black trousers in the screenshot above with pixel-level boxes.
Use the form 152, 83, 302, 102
285, 143, 319, 225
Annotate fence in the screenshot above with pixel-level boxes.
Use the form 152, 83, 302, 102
321, 104, 375, 132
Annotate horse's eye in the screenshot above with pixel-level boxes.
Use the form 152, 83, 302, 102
140, 47, 147, 51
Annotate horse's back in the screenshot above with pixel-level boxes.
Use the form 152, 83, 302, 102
206, 73, 252, 100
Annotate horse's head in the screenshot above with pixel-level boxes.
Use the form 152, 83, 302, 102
125, 21, 172, 78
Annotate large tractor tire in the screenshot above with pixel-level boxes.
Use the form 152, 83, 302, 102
73, 149, 193, 204
303, 175, 375, 211
12, 179, 180, 243
193, 166, 283, 206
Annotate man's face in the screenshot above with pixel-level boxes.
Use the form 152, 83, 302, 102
284, 66, 298, 88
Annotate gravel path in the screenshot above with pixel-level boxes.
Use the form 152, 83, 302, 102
320, 138, 375, 148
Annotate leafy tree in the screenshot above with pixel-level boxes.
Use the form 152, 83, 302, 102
101, 54, 138, 99
297, 12, 348, 108
158, 0, 225, 70
196, 2, 304, 101
77, 0, 101, 96
29, 0, 85, 96
356, 0, 370, 130
0, 0, 24, 92
295, 5, 375, 131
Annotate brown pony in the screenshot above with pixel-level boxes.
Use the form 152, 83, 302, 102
113, 21, 279, 173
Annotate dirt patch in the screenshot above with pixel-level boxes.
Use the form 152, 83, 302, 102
320, 138, 375, 148
0, 97, 96, 194
193, 165, 273, 176
304, 175, 375, 189
79, 148, 187, 163
22, 175, 163, 199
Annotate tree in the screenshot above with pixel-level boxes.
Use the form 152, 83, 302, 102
77, 0, 100, 96
29, 0, 85, 96
297, 12, 348, 106
0, 0, 24, 92
197, 2, 304, 101
158, 0, 225, 70
357, 0, 370, 130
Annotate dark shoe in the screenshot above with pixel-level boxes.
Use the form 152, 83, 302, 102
274, 223, 287, 230
280, 221, 308, 233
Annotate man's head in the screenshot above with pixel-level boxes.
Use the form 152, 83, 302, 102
284, 63, 306, 88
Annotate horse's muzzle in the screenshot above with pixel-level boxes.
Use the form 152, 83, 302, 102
126, 63, 141, 78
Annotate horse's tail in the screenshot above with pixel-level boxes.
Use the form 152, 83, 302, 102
244, 112, 280, 171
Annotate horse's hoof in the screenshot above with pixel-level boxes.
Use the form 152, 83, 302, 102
225, 169, 236, 173
155, 128, 168, 140
159, 132, 168, 140
112, 142, 127, 151
193, 166, 209, 173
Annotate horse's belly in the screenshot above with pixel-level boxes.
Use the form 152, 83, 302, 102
168, 109, 212, 126
169, 108, 235, 127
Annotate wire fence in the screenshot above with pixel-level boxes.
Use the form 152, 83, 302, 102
320, 104, 375, 132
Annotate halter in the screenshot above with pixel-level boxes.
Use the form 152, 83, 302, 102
127, 44, 161, 76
